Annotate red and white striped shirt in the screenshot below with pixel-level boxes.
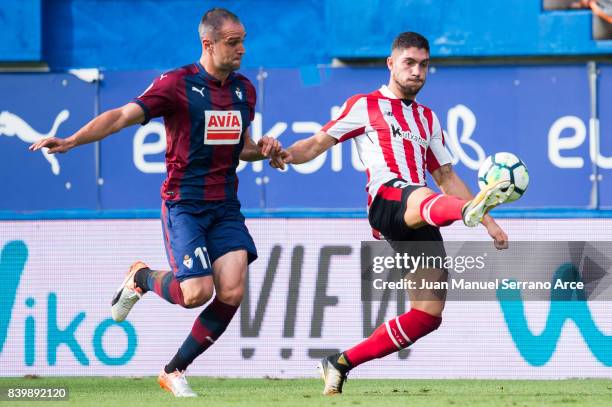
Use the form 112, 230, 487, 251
321, 85, 451, 207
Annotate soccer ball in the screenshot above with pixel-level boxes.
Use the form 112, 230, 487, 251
477, 152, 529, 203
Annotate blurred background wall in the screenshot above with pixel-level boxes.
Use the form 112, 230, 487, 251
1, 0, 611, 212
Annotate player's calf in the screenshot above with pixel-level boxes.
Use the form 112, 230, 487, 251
345, 308, 442, 367
416, 192, 467, 228
403, 186, 467, 228
163, 297, 239, 375
320, 309, 442, 395
129, 266, 191, 308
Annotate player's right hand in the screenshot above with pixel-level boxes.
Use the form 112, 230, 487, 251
257, 136, 282, 158
29, 137, 74, 154
484, 218, 509, 250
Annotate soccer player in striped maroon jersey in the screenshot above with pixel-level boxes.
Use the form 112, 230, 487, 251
273, 32, 515, 395
30, 8, 283, 397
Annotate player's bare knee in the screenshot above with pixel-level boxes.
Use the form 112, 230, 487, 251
181, 284, 213, 308
408, 187, 436, 206
181, 292, 205, 308
216, 286, 244, 306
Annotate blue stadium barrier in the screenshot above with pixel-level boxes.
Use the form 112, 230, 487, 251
1, 208, 612, 221
1, 64, 609, 211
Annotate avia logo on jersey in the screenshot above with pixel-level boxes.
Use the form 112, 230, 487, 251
390, 124, 428, 148
204, 110, 242, 145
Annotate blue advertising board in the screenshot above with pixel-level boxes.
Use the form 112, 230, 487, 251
0, 64, 608, 211
597, 63, 612, 207
0, 73, 97, 210
259, 65, 594, 208
419, 64, 592, 207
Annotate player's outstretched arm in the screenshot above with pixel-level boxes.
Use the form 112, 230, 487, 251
276, 131, 336, 166
431, 164, 474, 201
29, 103, 145, 154
432, 164, 509, 249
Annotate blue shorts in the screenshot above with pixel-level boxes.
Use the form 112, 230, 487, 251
161, 199, 258, 282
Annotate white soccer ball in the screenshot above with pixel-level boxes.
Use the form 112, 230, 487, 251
477, 152, 529, 203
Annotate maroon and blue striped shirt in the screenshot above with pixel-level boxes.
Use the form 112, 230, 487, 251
133, 62, 256, 202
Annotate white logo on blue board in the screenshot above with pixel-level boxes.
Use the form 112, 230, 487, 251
0, 110, 68, 175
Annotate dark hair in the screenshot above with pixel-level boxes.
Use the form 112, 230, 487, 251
199, 8, 241, 40
391, 32, 430, 52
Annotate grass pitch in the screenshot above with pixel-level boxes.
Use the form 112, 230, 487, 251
0, 377, 610, 406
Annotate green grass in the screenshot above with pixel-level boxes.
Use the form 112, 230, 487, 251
0, 377, 611, 406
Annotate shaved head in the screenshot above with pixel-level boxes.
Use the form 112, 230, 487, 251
198, 8, 241, 41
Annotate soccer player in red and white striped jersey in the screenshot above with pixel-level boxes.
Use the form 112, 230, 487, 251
274, 32, 515, 395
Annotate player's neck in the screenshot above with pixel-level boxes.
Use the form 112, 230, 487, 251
200, 57, 232, 84
387, 82, 415, 100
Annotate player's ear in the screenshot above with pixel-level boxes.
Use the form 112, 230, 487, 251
386, 56, 393, 71
202, 38, 213, 54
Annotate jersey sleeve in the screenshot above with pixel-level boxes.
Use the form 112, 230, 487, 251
426, 111, 452, 173
133, 72, 177, 124
321, 95, 367, 142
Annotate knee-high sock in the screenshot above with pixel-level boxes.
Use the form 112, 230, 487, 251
164, 297, 239, 373
134, 268, 185, 307
343, 308, 442, 368
419, 193, 466, 227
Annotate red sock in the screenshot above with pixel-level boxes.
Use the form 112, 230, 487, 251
344, 309, 442, 368
419, 193, 466, 227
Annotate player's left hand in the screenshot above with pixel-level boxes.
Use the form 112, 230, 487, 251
269, 149, 292, 170
483, 216, 508, 250
269, 149, 286, 170
257, 136, 282, 158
